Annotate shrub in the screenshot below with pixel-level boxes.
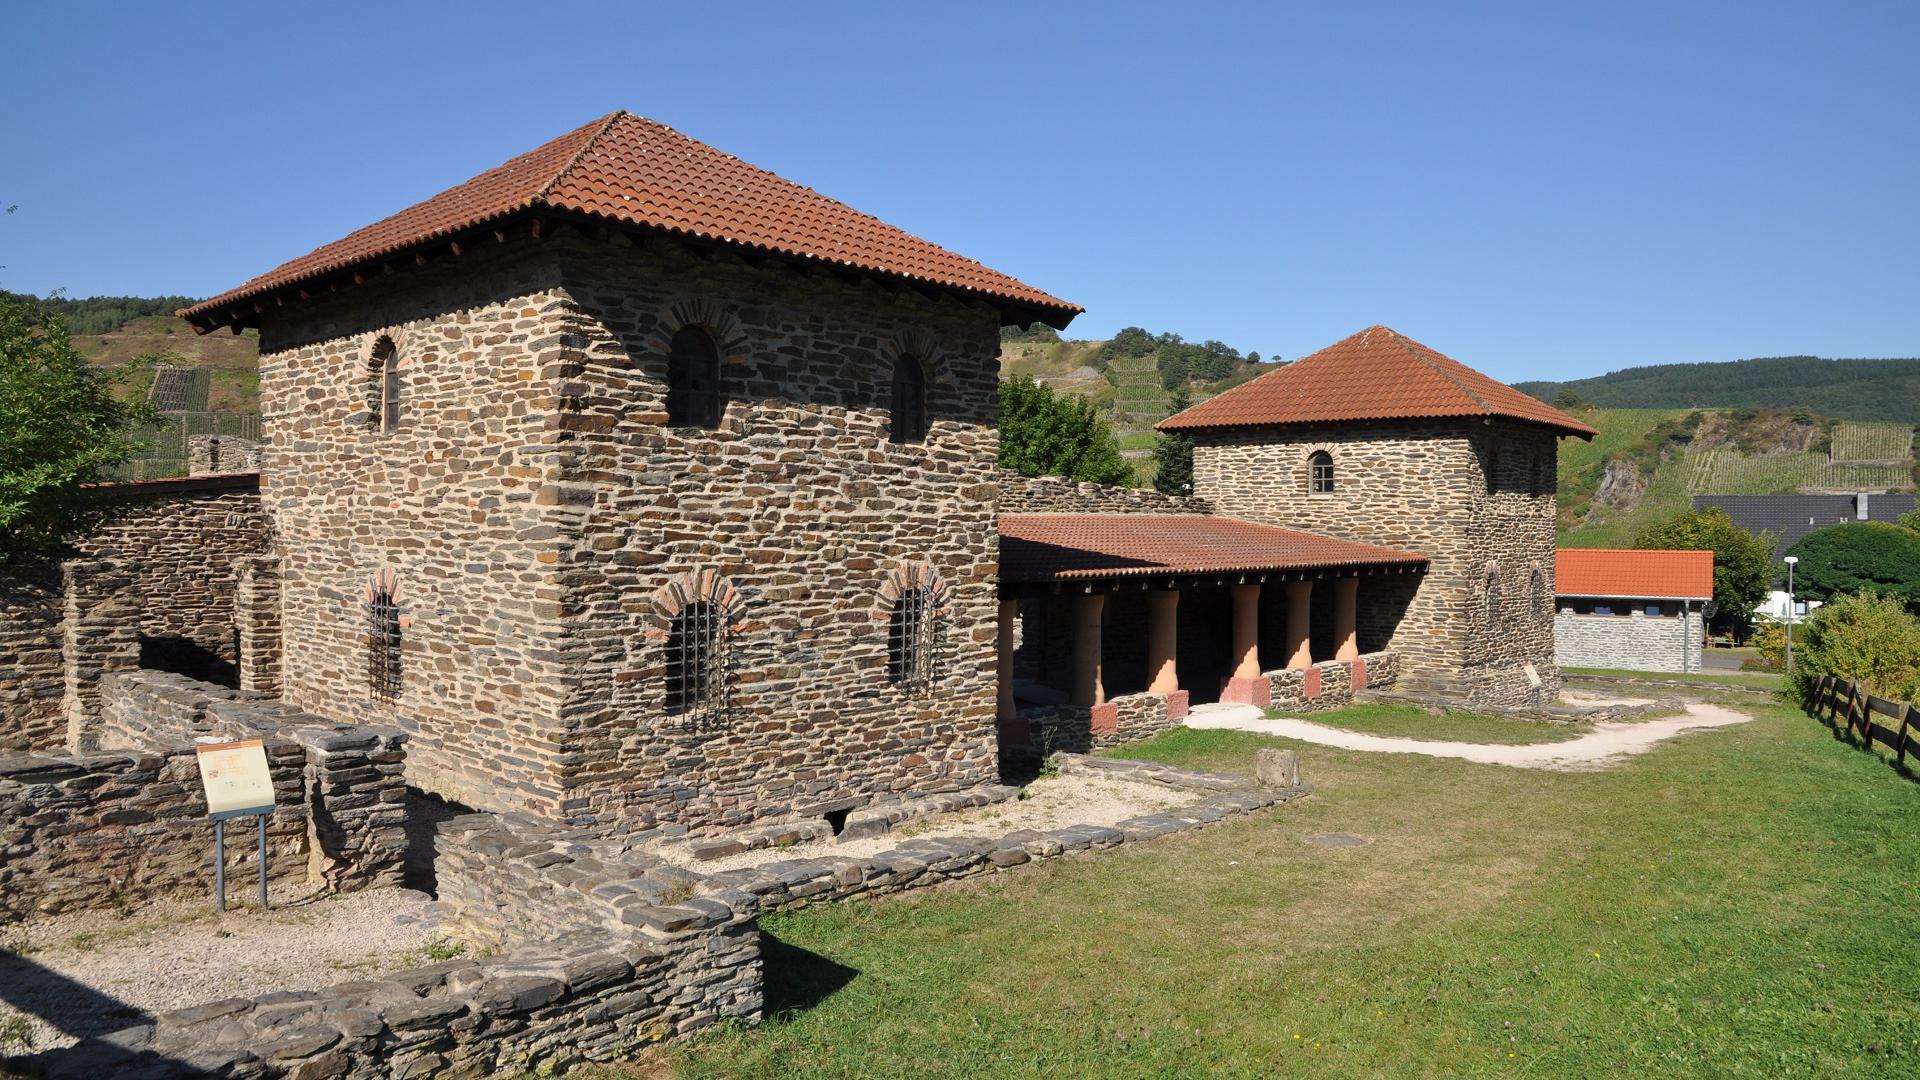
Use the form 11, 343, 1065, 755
1783, 591, 1920, 704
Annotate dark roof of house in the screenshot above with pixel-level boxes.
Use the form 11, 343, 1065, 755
1556, 548, 1714, 600
182, 111, 1080, 333
1157, 325, 1598, 438
84, 473, 260, 498
1693, 493, 1919, 560
999, 514, 1427, 583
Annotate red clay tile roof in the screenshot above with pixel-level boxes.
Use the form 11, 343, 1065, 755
1555, 548, 1714, 600
1157, 325, 1598, 438
182, 111, 1079, 330
1000, 513, 1427, 582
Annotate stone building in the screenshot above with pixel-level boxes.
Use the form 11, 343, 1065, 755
1553, 548, 1711, 673
1158, 327, 1598, 706
177, 111, 1080, 832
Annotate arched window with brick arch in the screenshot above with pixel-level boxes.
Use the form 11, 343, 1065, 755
876, 563, 950, 695
652, 571, 741, 731
666, 324, 724, 429
1309, 450, 1335, 494
889, 353, 930, 444
365, 335, 401, 433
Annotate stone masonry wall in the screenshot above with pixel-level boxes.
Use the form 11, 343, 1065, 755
0, 476, 269, 753
1554, 611, 1704, 673
1192, 418, 1561, 706
541, 238, 1009, 833
996, 470, 1214, 515
188, 434, 264, 476
0, 668, 408, 917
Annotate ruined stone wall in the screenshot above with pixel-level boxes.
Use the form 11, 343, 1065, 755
1192, 419, 1560, 705
189, 434, 264, 476
1555, 610, 1704, 673
997, 470, 1213, 515
543, 238, 1007, 833
255, 243, 580, 817
0, 478, 268, 752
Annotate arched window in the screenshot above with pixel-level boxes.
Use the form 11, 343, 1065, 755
889, 354, 930, 444
666, 325, 724, 429
666, 599, 731, 728
365, 336, 400, 433
888, 585, 941, 691
1309, 450, 1335, 494
366, 582, 402, 702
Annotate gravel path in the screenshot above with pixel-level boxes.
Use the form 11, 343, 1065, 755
657, 774, 1192, 873
0, 885, 439, 1054
1185, 699, 1750, 770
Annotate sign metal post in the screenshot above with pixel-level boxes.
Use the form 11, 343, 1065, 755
194, 738, 277, 913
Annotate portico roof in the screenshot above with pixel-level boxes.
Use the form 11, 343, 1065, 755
999, 514, 1427, 585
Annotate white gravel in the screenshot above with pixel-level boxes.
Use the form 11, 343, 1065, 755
1185, 698, 1751, 770
0, 885, 439, 1054
658, 774, 1193, 873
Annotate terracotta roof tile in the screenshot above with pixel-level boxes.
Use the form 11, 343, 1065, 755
1555, 548, 1714, 600
1000, 514, 1427, 582
1158, 325, 1598, 439
183, 111, 1079, 329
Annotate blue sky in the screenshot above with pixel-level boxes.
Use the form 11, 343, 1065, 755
2, 1, 1914, 383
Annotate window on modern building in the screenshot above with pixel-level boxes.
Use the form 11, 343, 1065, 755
1646, 604, 1663, 617
1594, 604, 1613, 616
366, 585, 401, 702
889, 354, 930, 444
1309, 450, 1335, 494
666, 325, 724, 429
888, 585, 940, 691
666, 599, 730, 727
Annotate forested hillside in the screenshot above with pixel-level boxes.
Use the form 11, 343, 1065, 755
1517, 356, 1920, 423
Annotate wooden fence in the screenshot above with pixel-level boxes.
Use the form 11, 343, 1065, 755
1808, 674, 1920, 771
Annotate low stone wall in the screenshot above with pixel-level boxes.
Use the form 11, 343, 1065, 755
996, 470, 1214, 515
0, 562, 65, 753
1554, 611, 1704, 673
1019, 688, 1185, 754
0, 670, 407, 916
39, 929, 754, 1080
0, 742, 307, 919
1266, 651, 1398, 714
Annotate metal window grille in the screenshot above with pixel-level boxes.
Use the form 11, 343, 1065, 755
366, 588, 402, 702
667, 326, 724, 429
890, 356, 929, 444
888, 587, 941, 692
1310, 451, 1335, 494
666, 600, 731, 730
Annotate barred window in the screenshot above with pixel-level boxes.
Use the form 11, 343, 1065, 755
889, 354, 929, 444
666, 325, 724, 429
666, 599, 731, 728
366, 586, 402, 702
887, 586, 941, 692
1309, 450, 1335, 494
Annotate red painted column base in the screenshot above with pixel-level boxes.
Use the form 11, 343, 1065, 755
1351, 657, 1367, 691
1163, 689, 1190, 722
1220, 675, 1272, 707
1303, 666, 1322, 700
1090, 702, 1119, 736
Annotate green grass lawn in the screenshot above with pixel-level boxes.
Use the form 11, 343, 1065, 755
1564, 666, 1786, 692
661, 701, 1920, 1078
1266, 702, 1588, 744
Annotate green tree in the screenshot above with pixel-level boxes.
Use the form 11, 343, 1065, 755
1150, 430, 1193, 497
1632, 507, 1774, 623
1899, 504, 1920, 533
998, 375, 1132, 486
1784, 522, 1920, 614
0, 295, 158, 562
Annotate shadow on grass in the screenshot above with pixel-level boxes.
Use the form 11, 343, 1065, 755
760, 932, 859, 1022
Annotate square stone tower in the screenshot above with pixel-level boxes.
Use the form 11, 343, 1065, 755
180, 112, 1079, 831
1160, 326, 1596, 706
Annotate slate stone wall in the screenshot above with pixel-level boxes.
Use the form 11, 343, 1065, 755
1554, 611, 1704, 673
997, 471, 1214, 515
0, 477, 269, 753
1192, 418, 1561, 706
188, 434, 264, 476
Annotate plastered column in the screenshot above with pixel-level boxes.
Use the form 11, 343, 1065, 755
1220, 583, 1271, 706
1333, 577, 1360, 661
1146, 590, 1180, 694
1284, 580, 1314, 669
1072, 593, 1105, 707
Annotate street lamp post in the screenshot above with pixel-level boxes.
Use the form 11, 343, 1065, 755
1783, 556, 1799, 674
